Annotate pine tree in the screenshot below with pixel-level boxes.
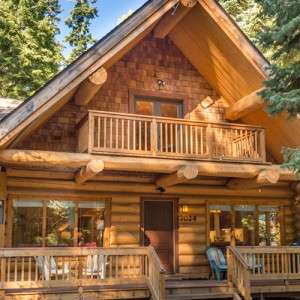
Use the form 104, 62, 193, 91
256, 0, 300, 173
65, 0, 98, 64
0, 0, 63, 100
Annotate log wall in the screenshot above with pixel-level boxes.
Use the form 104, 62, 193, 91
110, 195, 140, 247
178, 198, 209, 277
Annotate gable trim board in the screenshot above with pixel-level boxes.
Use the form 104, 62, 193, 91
0, 0, 179, 149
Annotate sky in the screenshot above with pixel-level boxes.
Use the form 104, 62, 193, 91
58, 0, 148, 57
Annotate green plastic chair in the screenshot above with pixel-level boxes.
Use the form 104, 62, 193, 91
206, 247, 228, 281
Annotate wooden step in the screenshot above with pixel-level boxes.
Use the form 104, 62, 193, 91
167, 291, 234, 300
166, 280, 233, 296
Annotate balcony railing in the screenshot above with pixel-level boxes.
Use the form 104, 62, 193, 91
78, 110, 266, 163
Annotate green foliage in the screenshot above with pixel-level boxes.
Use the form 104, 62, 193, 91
255, 0, 300, 173
220, 0, 300, 174
0, 0, 63, 100
65, 0, 98, 64
283, 148, 300, 174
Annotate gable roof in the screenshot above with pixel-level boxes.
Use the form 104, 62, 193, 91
0, 0, 298, 162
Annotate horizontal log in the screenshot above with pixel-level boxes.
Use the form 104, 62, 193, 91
178, 233, 207, 243
178, 225, 206, 234
178, 266, 210, 276
1, 150, 298, 180
179, 254, 208, 266
179, 198, 206, 205
178, 205, 206, 214
156, 165, 199, 188
75, 160, 104, 184
7, 178, 294, 198
111, 204, 140, 214
110, 224, 140, 232
112, 196, 140, 204
111, 214, 140, 223
228, 169, 281, 189
109, 231, 139, 245
178, 243, 207, 255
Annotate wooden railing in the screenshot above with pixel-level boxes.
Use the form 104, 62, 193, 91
227, 246, 300, 300
0, 247, 165, 300
78, 110, 266, 163
227, 247, 252, 300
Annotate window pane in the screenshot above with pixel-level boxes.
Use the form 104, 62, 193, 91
135, 100, 154, 115
12, 200, 43, 247
209, 207, 232, 245
46, 201, 75, 246
160, 103, 180, 118
78, 201, 106, 247
234, 206, 255, 246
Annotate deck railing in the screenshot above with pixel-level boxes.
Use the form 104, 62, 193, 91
227, 246, 300, 300
78, 110, 266, 163
0, 246, 165, 300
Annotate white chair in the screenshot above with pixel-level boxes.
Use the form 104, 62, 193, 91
35, 256, 69, 280
83, 254, 105, 279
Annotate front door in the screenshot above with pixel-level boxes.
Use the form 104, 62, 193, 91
143, 200, 175, 273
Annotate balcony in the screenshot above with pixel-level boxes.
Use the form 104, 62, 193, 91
78, 111, 266, 163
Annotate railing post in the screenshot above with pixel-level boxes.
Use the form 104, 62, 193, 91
259, 129, 266, 162
151, 118, 158, 155
227, 248, 233, 285
206, 123, 213, 158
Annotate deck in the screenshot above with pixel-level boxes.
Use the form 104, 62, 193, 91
1, 246, 300, 299
78, 111, 267, 163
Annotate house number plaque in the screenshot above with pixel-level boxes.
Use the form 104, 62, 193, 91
179, 214, 197, 223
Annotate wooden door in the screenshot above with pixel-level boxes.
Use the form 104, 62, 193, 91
143, 200, 174, 273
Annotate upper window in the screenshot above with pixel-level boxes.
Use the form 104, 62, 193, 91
12, 199, 107, 247
135, 97, 183, 118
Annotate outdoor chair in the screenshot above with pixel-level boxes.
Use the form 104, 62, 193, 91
35, 256, 69, 280
206, 247, 228, 281
83, 254, 106, 279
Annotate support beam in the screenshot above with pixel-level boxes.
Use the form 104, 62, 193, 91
154, 4, 193, 39
225, 88, 265, 121
156, 165, 198, 188
0, 150, 298, 180
74, 67, 107, 106
227, 169, 281, 189
7, 177, 293, 198
75, 160, 104, 184
180, 0, 197, 7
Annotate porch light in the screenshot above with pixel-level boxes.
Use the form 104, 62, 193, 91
180, 205, 189, 213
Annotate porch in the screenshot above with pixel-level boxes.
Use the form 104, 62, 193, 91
2, 246, 300, 300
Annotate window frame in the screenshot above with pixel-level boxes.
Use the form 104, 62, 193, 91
208, 204, 281, 247
10, 198, 110, 248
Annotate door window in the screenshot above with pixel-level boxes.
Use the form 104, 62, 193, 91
135, 97, 183, 118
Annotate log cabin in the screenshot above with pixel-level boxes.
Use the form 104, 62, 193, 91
0, 0, 299, 299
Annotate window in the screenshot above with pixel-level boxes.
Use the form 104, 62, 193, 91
12, 199, 107, 247
258, 206, 280, 246
13, 200, 43, 247
209, 204, 281, 247
135, 97, 183, 118
234, 205, 256, 246
209, 205, 232, 245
